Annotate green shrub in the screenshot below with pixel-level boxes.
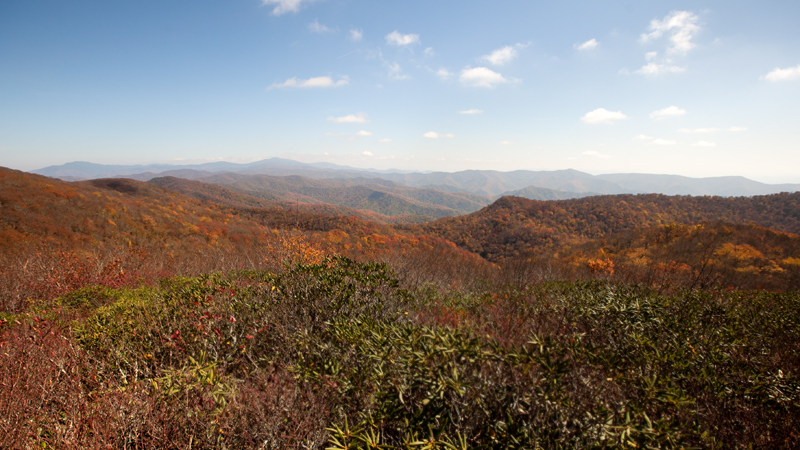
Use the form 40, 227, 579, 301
14, 259, 796, 449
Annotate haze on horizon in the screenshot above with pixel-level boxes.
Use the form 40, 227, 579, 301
1, 1, 799, 183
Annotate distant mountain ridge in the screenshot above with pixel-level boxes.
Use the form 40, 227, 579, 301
32, 159, 800, 198
32, 158, 372, 181
152, 173, 494, 222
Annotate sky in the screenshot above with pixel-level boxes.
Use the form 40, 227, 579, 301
1, 1, 799, 182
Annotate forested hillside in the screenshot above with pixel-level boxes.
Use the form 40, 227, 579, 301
2, 166, 799, 449
0, 168, 491, 312
414, 193, 800, 261
191, 173, 493, 219
147, 176, 429, 224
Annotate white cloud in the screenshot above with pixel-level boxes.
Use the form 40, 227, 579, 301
385, 31, 419, 46
459, 109, 483, 114
581, 108, 628, 124
262, 0, 313, 16
267, 76, 348, 90
379, 138, 392, 143
634, 63, 686, 75
574, 38, 598, 51
362, 151, 373, 156
650, 106, 687, 119
436, 68, 453, 80
356, 130, 372, 136
327, 113, 369, 123
308, 19, 333, 33
636, 134, 654, 141
424, 47, 435, 57
500, 141, 514, 145
423, 132, 454, 139
459, 67, 509, 88
762, 64, 800, 82
692, 140, 717, 147
349, 29, 363, 41
645, 51, 658, 61
640, 11, 700, 55
651, 139, 677, 145
482, 45, 519, 66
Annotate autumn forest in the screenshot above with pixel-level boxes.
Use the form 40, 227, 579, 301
1, 165, 799, 449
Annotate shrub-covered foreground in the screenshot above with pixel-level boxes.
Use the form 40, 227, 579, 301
1, 257, 798, 449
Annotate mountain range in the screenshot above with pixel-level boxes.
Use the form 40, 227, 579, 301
33, 158, 800, 198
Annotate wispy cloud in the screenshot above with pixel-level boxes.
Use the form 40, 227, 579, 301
379, 138, 392, 143
460, 67, 510, 88
327, 113, 369, 123
651, 139, 677, 145
308, 19, 334, 33
385, 31, 419, 46
650, 106, 687, 119
632, 63, 686, 75
385, 61, 409, 80
762, 64, 800, 82
626, 11, 699, 77
356, 130, 372, 136
349, 29, 363, 41
692, 140, 716, 147
635, 135, 675, 145
436, 68, 453, 80
423, 132, 454, 139
424, 47, 435, 57
459, 109, 483, 114
262, 0, 314, 16
267, 76, 348, 90
640, 10, 700, 55
581, 108, 627, 124
362, 151, 373, 156
574, 38, 598, 51
482, 45, 521, 66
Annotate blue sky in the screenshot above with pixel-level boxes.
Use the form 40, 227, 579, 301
1, 1, 799, 182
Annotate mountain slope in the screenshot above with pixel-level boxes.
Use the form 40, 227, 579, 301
376, 169, 627, 196
193, 173, 493, 219
413, 193, 800, 261
595, 173, 800, 196
499, 185, 597, 201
